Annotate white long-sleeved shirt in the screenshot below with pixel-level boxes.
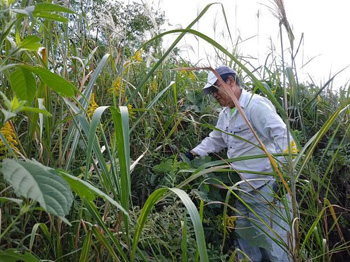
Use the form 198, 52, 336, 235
192, 89, 295, 190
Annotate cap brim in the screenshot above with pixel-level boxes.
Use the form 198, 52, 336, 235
202, 72, 218, 95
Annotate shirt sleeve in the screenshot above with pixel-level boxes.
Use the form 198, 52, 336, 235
191, 111, 227, 157
249, 97, 296, 161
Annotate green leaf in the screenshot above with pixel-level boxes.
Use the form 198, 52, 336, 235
169, 188, 208, 262
85, 105, 131, 244
10, 96, 26, 112
0, 109, 16, 122
131, 188, 209, 262
29, 223, 49, 251
34, 3, 75, 14
58, 170, 129, 217
1, 159, 73, 219
0, 249, 40, 262
91, 226, 120, 261
0, 197, 23, 205
22, 66, 76, 97
33, 12, 68, 23
0, 91, 11, 109
79, 230, 92, 262
12, 7, 34, 16
17, 36, 41, 51
21, 106, 52, 117
84, 200, 127, 261
153, 159, 173, 173
10, 68, 36, 103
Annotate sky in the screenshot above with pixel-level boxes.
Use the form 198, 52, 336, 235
134, 0, 350, 89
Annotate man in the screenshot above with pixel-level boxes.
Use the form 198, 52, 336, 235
186, 66, 294, 261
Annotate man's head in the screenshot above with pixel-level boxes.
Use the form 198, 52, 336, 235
203, 66, 241, 108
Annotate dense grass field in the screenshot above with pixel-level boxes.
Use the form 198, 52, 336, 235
0, 1, 349, 261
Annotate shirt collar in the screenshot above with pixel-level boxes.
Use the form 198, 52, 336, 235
223, 89, 252, 117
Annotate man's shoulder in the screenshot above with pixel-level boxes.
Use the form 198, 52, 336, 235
245, 91, 274, 112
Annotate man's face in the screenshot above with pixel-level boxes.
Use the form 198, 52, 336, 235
211, 77, 239, 108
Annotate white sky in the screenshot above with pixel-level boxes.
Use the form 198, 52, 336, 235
138, 0, 350, 89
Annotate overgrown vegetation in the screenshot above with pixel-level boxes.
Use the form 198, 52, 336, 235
0, 0, 349, 261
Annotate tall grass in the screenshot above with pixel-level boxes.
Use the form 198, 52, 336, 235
0, 1, 349, 261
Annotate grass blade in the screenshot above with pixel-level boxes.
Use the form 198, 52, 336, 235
79, 230, 92, 262
131, 188, 209, 262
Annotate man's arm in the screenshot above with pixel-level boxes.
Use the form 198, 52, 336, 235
191, 128, 227, 157
249, 97, 297, 158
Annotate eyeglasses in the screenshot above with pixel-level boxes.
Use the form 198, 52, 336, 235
208, 81, 225, 95
207, 86, 219, 95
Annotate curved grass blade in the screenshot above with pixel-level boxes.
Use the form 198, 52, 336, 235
92, 226, 121, 262
131, 188, 209, 262
140, 28, 287, 119
0, 249, 40, 262
85, 105, 130, 246
62, 54, 111, 169
79, 230, 92, 262
128, 3, 221, 103
169, 188, 209, 262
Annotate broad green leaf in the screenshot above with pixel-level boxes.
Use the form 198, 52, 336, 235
58, 170, 129, 217
22, 66, 76, 97
17, 36, 41, 51
21, 106, 52, 117
1, 159, 73, 219
10, 68, 36, 103
33, 12, 68, 23
0, 249, 40, 262
34, 3, 75, 13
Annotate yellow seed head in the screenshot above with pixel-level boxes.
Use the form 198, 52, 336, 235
108, 77, 125, 96
87, 93, 98, 118
131, 50, 142, 62
151, 80, 158, 92
283, 140, 299, 154
0, 121, 19, 159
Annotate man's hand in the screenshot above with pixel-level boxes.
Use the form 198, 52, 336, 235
178, 151, 197, 161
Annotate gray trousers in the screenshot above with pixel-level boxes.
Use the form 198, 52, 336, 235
235, 181, 293, 262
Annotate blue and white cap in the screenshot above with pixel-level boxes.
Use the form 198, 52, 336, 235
203, 66, 237, 94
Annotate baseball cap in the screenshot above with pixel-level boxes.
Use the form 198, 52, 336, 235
202, 66, 237, 95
